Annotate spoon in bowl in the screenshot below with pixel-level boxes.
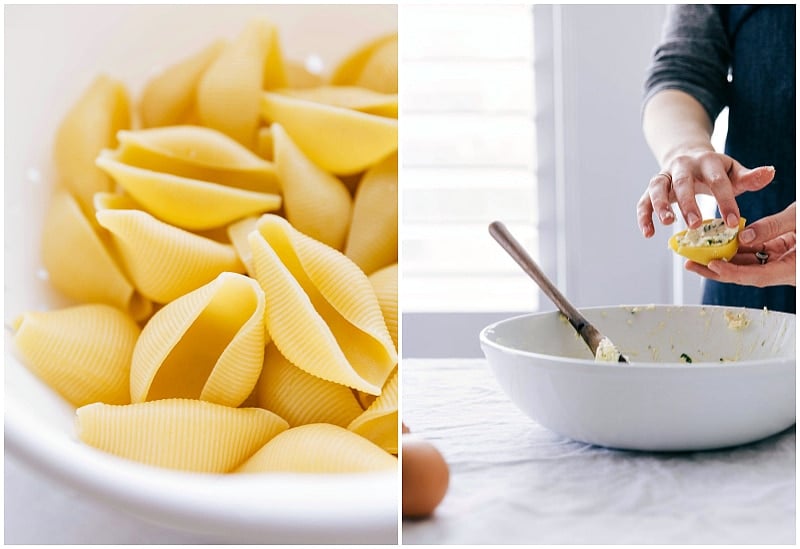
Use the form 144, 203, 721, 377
489, 221, 627, 363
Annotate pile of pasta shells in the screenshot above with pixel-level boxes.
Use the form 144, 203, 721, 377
12, 18, 399, 475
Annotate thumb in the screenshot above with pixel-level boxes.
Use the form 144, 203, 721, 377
739, 202, 797, 246
729, 163, 775, 194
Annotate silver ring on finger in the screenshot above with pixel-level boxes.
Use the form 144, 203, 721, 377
755, 246, 769, 265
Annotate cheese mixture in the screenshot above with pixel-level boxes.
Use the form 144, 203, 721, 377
677, 219, 739, 247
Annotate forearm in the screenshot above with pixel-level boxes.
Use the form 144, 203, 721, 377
642, 89, 715, 168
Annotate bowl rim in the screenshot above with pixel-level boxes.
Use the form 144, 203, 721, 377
479, 304, 796, 370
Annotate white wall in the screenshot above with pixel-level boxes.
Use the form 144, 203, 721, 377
402, 4, 679, 358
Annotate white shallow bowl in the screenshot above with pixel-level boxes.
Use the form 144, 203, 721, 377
5, 5, 397, 544
480, 305, 796, 452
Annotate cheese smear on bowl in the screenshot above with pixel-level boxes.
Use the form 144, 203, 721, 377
595, 337, 621, 362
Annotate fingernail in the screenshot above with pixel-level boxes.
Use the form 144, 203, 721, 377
687, 213, 700, 227
740, 228, 755, 243
726, 213, 739, 228
659, 210, 674, 223
707, 260, 722, 274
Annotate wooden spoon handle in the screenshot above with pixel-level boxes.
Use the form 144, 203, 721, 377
488, 221, 600, 351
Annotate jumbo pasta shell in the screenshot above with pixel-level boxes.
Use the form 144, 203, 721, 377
130, 272, 267, 407
368, 263, 398, 350
139, 40, 226, 128
41, 191, 151, 321
344, 152, 398, 275
96, 208, 244, 303
197, 18, 287, 146
235, 423, 397, 473
272, 123, 352, 250
256, 343, 364, 427
76, 399, 288, 473
330, 33, 398, 94
96, 151, 281, 230
248, 215, 397, 395
348, 368, 398, 454
12, 304, 140, 407
274, 86, 397, 118
285, 60, 325, 89
226, 216, 259, 276
260, 92, 397, 175
116, 126, 279, 194
53, 74, 130, 214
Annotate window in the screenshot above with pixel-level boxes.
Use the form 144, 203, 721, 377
400, 5, 538, 314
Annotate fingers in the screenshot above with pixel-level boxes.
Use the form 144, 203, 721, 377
669, 162, 703, 229
729, 163, 776, 194
703, 253, 796, 288
738, 202, 796, 247
637, 177, 673, 238
698, 155, 739, 228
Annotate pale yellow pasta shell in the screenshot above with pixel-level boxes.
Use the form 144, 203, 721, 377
255, 126, 274, 161
347, 368, 398, 454
96, 208, 245, 303
260, 92, 398, 175
235, 423, 397, 473
285, 60, 325, 89
96, 151, 281, 230
226, 215, 259, 276
139, 40, 226, 128
272, 123, 352, 250
76, 399, 288, 473
41, 191, 151, 321
257, 343, 363, 427
274, 86, 397, 118
330, 33, 398, 94
12, 304, 140, 407
53, 74, 130, 214
197, 18, 287, 146
248, 215, 396, 395
368, 263, 398, 350
344, 152, 398, 275
116, 126, 279, 194
130, 272, 267, 407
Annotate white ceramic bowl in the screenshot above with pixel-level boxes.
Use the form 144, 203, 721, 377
5, 5, 397, 543
480, 305, 796, 452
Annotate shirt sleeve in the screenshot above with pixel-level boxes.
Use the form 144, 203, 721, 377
643, 4, 731, 123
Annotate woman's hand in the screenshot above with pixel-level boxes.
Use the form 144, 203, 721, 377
685, 202, 796, 287
637, 149, 776, 238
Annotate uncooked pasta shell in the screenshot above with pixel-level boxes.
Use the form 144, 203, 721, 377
260, 92, 397, 175
76, 399, 288, 473
197, 18, 287, 146
53, 74, 130, 214
368, 263, 398, 350
96, 208, 244, 303
274, 86, 397, 118
96, 151, 281, 230
344, 152, 398, 275
285, 60, 325, 89
272, 123, 352, 250
41, 191, 151, 321
257, 343, 364, 427
348, 368, 398, 454
249, 215, 396, 395
12, 304, 140, 407
235, 423, 397, 473
130, 272, 267, 407
139, 40, 226, 128
116, 126, 279, 194
330, 33, 398, 94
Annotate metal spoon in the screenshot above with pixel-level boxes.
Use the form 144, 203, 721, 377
489, 221, 627, 363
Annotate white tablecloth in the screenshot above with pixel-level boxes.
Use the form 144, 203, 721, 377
401, 359, 795, 545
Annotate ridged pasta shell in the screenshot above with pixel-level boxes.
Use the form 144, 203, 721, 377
257, 344, 363, 427
116, 126, 279, 194
330, 33, 398, 94
348, 368, 398, 454
96, 150, 281, 230
274, 86, 397, 118
76, 399, 289, 473
235, 423, 397, 473
368, 263, 398, 350
248, 215, 396, 395
53, 74, 130, 214
130, 272, 267, 407
42, 191, 151, 321
272, 123, 352, 250
96, 208, 245, 304
12, 304, 140, 407
260, 92, 397, 175
344, 152, 398, 275
139, 40, 226, 128
226, 216, 259, 276
197, 18, 287, 146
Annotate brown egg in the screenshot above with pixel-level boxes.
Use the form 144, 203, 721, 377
402, 435, 449, 518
